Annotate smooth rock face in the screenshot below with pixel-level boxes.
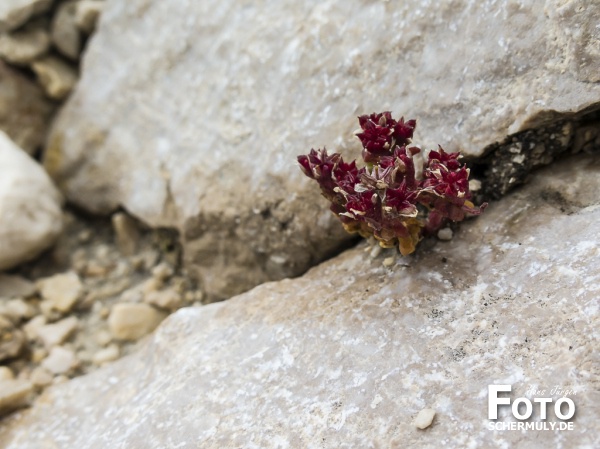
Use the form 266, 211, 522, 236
1, 154, 598, 448
0, 61, 55, 155
0, 131, 63, 270
46, 0, 600, 300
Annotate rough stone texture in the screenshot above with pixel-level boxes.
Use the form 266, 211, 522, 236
0, 131, 63, 270
0, 0, 53, 32
45, 0, 600, 301
1, 154, 598, 448
0, 61, 55, 156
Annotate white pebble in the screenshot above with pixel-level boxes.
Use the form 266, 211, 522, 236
383, 256, 395, 267
437, 228, 453, 241
414, 408, 436, 429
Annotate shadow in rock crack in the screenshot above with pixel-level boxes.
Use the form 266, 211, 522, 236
468, 106, 600, 203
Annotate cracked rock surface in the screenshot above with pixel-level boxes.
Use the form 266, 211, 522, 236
44, 0, 600, 301
1, 154, 597, 448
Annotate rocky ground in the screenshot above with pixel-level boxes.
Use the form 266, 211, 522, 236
0, 209, 204, 415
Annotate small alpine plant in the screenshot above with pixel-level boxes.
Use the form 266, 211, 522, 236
298, 112, 487, 255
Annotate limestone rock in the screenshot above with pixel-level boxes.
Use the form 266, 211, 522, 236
0, 0, 53, 32
37, 272, 83, 314
0, 19, 50, 65
0, 132, 63, 270
31, 55, 78, 100
45, 0, 600, 300
0, 379, 32, 417
75, 0, 103, 34
51, 1, 81, 60
0, 61, 55, 155
0, 154, 597, 448
108, 302, 166, 341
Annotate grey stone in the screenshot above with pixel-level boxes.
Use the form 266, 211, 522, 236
31, 55, 78, 100
0, 19, 50, 65
45, 0, 600, 301
0, 154, 597, 448
0, 61, 55, 156
0, 0, 53, 32
50, 1, 81, 60
0, 132, 63, 270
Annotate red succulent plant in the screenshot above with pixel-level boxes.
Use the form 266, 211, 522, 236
298, 112, 487, 255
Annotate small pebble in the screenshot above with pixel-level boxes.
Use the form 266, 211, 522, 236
92, 344, 119, 365
414, 408, 436, 429
0, 274, 36, 298
383, 256, 395, 267
30, 367, 53, 387
370, 245, 382, 258
108, 303, 166, 341
0, 366, 14, 381
437, 228, 453, 241
36, 316, 79, 349
95, 329, 112, 346
37, 271, 83, 313
0, 379, 33, 416
112, 212, 140, 256
41, 346, 77, 375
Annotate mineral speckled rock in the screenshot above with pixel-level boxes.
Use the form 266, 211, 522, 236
45, 0, 600, 301
0, 154, 597, 448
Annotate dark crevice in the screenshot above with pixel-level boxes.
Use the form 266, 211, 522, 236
467, 107, 600, 205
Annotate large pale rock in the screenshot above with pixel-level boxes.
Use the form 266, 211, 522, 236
0, 132, 63, 270
0, 61, 55, 155
1, 155, 597, 448
45, 0, 600, 301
